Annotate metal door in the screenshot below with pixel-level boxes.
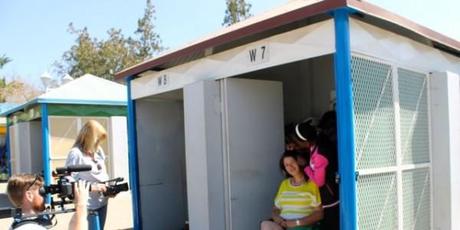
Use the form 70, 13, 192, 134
221, 78, 284, 230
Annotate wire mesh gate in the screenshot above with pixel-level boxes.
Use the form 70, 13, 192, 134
351, 55, 431, 230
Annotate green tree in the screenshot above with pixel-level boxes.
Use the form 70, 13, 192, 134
0, 54, 12, 86
133, 0, 162, 59
0, 55, 40, 102
0, 78, 41, 103
0, 55, 12, 101
0, 54, 11, 69
223, 0, 252, 26
56, 0, 163, 81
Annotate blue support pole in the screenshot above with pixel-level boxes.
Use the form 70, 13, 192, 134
126, 76, 142, 229
333, 8, 358, 230
40, 104, 52, 203
89, 211, 101, 230
5, 118, 11, 177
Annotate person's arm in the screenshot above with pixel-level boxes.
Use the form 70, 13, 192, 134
272, 180, 286, 226
69, 180, 89, 230
284, 206, 324, 228
304, 153, 329, 187
271, 206, 286, 226
90, 148, 108, 194
65, 149, 81, 180
65, 149, 80, 166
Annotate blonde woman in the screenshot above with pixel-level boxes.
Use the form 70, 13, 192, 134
65, 120, 110, 230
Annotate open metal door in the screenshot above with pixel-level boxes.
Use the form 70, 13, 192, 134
183, 78, 284, 229
222, 78, 284, 230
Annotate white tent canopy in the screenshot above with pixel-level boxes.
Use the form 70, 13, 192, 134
38, 73, 126, 105
1, 74, 126, 117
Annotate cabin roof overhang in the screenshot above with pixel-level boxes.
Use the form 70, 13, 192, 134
115, 0, 460, 81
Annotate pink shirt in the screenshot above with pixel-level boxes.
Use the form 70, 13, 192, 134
304, 146, 329, 187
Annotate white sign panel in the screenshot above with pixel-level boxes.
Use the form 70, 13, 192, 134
247, 45, 270, 65
154, 74, 170, 89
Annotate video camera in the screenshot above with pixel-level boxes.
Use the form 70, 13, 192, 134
102, 177, 129, 196
41, 164, 129, 209
40, 164, 92, 202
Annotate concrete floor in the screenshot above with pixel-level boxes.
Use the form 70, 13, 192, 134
0, 183, 133, 230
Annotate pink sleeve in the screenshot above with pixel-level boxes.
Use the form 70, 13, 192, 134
304, 153, 329, 187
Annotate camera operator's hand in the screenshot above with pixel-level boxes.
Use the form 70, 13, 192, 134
70, 180, 89, 230
90, 183, 107, 193
74, 180, 89, 207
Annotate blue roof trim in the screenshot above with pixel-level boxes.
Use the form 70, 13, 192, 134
0, 99, 127, 117
36, 98, 127, 106
0, 102, 19, 113
0, 99, 38, 117
0, 98, 128, 117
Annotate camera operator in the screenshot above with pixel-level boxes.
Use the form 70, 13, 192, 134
6, 174, 90, 230
65, 120, 114, 230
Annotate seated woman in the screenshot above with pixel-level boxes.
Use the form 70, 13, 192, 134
261, 151, 324, 230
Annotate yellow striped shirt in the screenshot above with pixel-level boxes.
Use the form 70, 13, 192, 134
274, 179, 321, 220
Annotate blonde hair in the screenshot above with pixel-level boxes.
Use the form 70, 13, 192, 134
74, 120, 107, 154
7, 174, 44, 207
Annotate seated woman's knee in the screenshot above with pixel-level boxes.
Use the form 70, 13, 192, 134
260, 220, 282, 230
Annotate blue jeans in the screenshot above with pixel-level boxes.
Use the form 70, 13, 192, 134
88, 205, 108, 230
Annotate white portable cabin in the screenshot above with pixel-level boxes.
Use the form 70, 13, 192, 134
116, 0, 460, 230
0, 103, 17, 180
2, 74, 129, 186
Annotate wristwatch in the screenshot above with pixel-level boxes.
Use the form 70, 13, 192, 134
296, 219, 300, 226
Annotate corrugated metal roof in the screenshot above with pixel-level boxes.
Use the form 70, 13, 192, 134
115, 0, 460, 81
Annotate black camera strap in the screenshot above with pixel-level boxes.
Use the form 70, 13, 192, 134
11, 214, 53, 229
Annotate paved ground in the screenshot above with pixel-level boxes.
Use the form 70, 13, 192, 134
0, 182, 133, 230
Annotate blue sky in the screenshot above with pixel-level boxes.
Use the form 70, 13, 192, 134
0, 0, 458, 87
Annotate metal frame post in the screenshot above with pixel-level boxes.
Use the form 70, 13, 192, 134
40, 104, 52, 198
5, 118, 11, 177
89, 211, 101, 230
333, 8, 358, 230
126, 76, 142, 229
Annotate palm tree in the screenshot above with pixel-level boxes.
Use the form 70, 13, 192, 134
0, 55, 11, 69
